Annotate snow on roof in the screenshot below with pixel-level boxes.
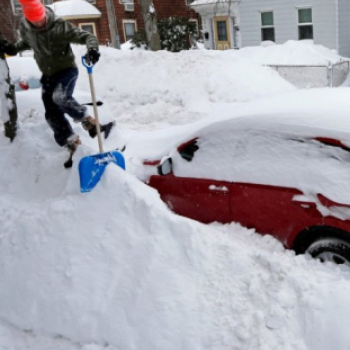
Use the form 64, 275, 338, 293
48, 0, 101, 19
191, 0, 236, 6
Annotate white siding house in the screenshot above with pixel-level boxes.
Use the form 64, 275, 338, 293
338, 0, 350, 57
191, 0, 350, 58
191, 0, 241, 50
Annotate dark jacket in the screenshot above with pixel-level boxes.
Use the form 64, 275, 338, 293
12, 7, 99, 76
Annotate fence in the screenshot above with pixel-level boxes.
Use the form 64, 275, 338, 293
267, 60, 350, 88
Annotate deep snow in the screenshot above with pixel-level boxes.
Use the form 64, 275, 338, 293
1, 41, 350, 350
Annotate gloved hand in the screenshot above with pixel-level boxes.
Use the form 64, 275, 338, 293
0, 40, 10, 51
87, 48, 100, 65
0, 40, 17, 56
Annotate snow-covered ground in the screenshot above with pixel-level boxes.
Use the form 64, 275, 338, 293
1, 41, 350, 350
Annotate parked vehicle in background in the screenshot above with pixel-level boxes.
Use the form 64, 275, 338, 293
147, 114, 350, 266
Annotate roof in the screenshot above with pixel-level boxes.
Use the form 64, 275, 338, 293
48, 0, 101, 20
191, 0, 238, 6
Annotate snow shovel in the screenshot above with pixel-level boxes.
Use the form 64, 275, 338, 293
79, 55, 125, 193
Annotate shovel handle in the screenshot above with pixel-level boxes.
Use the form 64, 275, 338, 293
81, 55, 104, 153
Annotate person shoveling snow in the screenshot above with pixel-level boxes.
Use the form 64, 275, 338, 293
0, 0, 115, 166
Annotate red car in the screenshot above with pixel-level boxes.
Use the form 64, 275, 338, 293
147, 115, 350, 266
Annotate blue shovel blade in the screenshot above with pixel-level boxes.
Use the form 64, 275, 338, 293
79, 150, 125, 193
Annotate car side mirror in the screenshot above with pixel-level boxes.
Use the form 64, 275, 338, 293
157, 157, 173, 176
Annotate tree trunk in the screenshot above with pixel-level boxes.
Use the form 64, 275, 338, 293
0, 31, 18, 141
137, 0, 161, 51
105, 0, 121, 49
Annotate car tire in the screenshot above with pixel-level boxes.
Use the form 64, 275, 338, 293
306, 237, 350, 266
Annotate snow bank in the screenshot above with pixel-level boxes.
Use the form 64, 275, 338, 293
72, 46, 295, 129
6, 41, 345, 129
2, 38, 350, 350
75, 42, 345, 128
1, 103, 350, 350
7, 57, 41, 81
235, 40, 345, 65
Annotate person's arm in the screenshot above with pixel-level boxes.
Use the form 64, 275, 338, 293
13, 39, 31, 53
63, 20, 100, 64
2, 23, 32, 56
0, 39, 31, 56
63, 20, 99, 51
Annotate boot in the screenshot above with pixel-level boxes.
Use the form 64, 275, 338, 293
64, 135, 81, 169
81, 116, 98, 138
65, 134, 81, 152
81, 116, 115, 139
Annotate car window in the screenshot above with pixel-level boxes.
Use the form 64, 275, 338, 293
178, 139, 199, 162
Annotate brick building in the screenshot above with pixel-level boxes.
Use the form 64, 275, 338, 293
1, 0, 199, 46
85, 0, 199, 46
0, 1, 20, 42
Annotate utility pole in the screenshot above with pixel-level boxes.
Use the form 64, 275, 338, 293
105, 0, 121, 49
137, 0, 161, 51
0, 30, 18, 141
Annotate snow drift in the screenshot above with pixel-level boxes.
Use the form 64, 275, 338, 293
1, 103, 350, 350
1, 41, 350, 349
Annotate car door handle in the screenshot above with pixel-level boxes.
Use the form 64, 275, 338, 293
298, 203, 316, 209
292, 195, 317, 209
209, 185, 229, 192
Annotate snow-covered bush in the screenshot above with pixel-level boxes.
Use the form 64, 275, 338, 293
131, 29, 148, 49
158, 17, 197, 52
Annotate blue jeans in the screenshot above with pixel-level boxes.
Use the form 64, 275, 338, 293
41, 67, 87, 146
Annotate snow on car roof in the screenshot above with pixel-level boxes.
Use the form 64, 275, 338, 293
194, 113, 350, 141
172, 113, 350, 215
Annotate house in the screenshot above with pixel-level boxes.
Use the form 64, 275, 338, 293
2, 0, 199, 47
191, 0, 350, 58
83, 0, 200, 47
48, 0, 104, 41
190, 0, 239, 50
0, 0, 20, 41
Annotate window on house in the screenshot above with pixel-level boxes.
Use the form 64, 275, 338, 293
217, 21, 227, 41
79, 23, 97, 36
298, 8, 313, 40
120, 0, 134, 12
186, 0, 195, 5
123, 21, 137, 42
261, 11, 275, 42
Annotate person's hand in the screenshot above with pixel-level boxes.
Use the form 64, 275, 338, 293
87, 48, 100, 65
0, 40, 10, 53
0, 40, 16, 56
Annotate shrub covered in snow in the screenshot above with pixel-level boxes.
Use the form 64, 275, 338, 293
131, 29, 148, 49
158, 17, 197, 52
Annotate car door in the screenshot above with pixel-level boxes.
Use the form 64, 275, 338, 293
149, 175, 232, 224
229, 182, 325, 245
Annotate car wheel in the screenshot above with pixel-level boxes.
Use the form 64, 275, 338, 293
306, 238, 350, 266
